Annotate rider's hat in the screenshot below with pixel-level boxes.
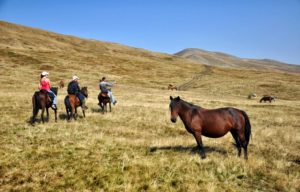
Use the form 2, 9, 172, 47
41, 71, 49, 76
72, 75, 79, 81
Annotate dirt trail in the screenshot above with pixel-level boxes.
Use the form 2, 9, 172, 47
177, 65, 213, 91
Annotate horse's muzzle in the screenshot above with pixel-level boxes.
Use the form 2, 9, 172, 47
171, 118, 177, 123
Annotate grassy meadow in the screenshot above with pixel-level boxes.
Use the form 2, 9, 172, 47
0, 21, 300, 191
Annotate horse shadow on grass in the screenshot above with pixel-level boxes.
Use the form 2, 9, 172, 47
149, 145, 228, 156
58, 113, 85, 120
91, 107, 102, 113
59, 113, 68, 120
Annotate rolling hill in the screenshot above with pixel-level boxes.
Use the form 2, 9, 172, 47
1, 20, 299, 100
175, 48, 300, 73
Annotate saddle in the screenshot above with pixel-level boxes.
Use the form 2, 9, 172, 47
100, 92, 109, 98
68, 94, 81, 105
36, 90, 52, 103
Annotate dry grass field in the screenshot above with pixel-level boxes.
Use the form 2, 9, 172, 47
0, 21, 300, 191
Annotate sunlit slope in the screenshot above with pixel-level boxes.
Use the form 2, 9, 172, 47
0, 20, 299, 100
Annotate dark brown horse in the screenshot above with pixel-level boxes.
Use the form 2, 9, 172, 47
64, 87, 88, 120
31, 87, 58, 124
169, 96, 251, 160
98, 92, 111, 113
260, 95, 275, 103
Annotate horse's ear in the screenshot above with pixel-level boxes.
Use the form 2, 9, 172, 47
170, 96, 173, 100
176, 96, 180, 100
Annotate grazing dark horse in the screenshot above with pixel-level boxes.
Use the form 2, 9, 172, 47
168, 84, 178, 91
260, 95, 275, 103
64, 87, 88, 120
169, 96, 251, 160
31, 87, 58, 124
59, 80, 64, 88
98, 92, 111, 113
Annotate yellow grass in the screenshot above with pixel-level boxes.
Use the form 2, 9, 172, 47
0, 21, 299, 191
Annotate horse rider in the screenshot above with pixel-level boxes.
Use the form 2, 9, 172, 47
39, 71, 57, 109
99, 77, 117, 105
67, 75, 88, 110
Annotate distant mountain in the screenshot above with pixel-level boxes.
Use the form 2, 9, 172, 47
175, 48, 300, 73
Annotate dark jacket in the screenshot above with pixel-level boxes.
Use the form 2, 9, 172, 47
67, 81, 80, 95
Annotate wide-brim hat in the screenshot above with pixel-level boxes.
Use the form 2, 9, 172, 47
72, 75, 79, 81
41, 71, 49, 76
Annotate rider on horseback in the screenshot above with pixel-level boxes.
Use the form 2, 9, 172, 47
99, 77, 117, 105
67, 75, 88, 110
39, 71, 57, 109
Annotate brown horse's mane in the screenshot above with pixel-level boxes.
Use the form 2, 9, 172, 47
180, 99, 203, 110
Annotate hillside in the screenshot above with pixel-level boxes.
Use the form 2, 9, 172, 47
1, 21, 299, 100
175, 48, 300, 73
0, 21, 201, 88
0, 21, 300, 191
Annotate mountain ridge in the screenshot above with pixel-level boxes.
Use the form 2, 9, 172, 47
175, 48, 300, 73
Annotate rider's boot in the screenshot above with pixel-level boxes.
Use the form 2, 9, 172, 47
81, 99, 88, 110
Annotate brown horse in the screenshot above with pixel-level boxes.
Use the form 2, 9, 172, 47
59, 80, 64, 88
98, 92, 111, 113
169, 96, 251, 159
31, 87, 58, 124
260, 95, 275, 103
64, 87, 88, 120
168, 84, 178, 91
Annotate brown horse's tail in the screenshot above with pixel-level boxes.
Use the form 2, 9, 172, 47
33, 92, 40, 109
241, 110, 251, 145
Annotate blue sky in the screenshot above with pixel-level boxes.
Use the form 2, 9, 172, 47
1, 0, 300, 64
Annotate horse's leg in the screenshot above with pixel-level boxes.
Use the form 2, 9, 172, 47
66, 106, 70, 120
230, 130, 241, 157
82, 108, 85, 118
70, 104, 76, 120
41, 107, 45, 123
31, 108, 38, 124
73, 106, 77, 120
238, 131, 248, 160
102, 103, 105, 114
109, 102, 111, 112
46, 107, 49, 122
242, 140, 248, 160
193, 131, 206, 159
54, 109, 57, 122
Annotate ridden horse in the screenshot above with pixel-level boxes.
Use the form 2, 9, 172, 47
168, 84, 178, 91
260, 95, 275, 103
64, 87, 88, 120
98, 92, 111, 113
169, 96, 251, 160
31, 87, 58, 124
59, 80, 64, 88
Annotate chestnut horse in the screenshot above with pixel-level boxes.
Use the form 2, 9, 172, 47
64, 87, 88, 120
59, 80, 64, 88
31, 87, 58, 124
98, 92, 111, 113
168, 84, 178, 91
260, 95, 275, 103
169, 96, 251, 160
